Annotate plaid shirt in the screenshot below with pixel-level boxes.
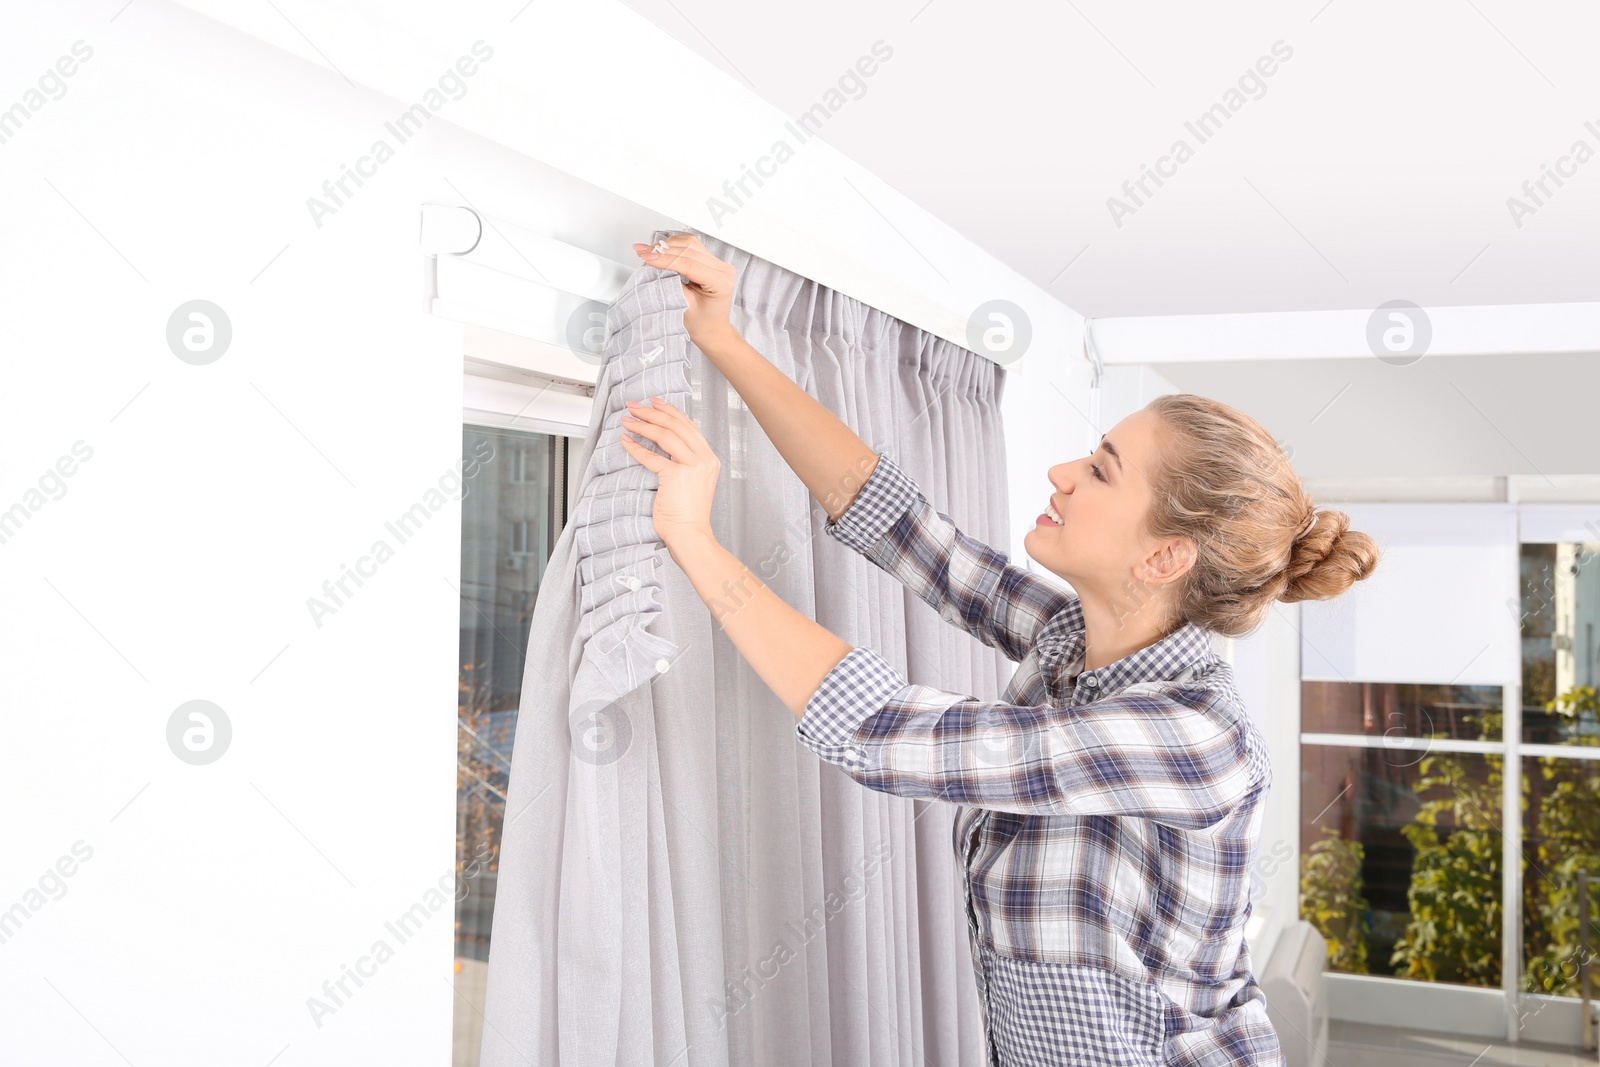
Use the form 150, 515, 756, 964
795, 453, 1284, 1067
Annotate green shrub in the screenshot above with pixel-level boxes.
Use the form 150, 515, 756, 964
1388, 740, 1513, 987
1300, 827, 1370, 973
1307, 686, 1600, 991
1522, 685, 1600, 997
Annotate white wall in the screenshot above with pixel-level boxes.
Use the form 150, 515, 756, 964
0, 1, 1084, 1063
1227, 606, 1305, 972
0, 5, 466, 1063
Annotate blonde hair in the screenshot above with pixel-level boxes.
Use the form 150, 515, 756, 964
1142, 393, 1381, 638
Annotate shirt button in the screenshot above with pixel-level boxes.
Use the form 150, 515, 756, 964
1083, 674, 1098, 687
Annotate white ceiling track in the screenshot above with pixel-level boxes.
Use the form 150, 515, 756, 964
1090, 301, 1600, 365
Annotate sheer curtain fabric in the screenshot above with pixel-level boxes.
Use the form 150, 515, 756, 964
478, 227, 1017, 1067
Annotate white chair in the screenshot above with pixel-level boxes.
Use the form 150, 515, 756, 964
1260, 921, 1329, 1067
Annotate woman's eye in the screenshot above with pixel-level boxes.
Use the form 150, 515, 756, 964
1091, 463, 1105, 482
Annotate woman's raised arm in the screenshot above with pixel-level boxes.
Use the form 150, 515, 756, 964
635, 234, 880, 522
634, 233, 1080, 664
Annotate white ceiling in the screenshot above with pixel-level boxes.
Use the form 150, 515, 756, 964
619, 0, 1598, 319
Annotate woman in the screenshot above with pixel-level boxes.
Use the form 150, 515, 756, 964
618, 234, 1380, 1067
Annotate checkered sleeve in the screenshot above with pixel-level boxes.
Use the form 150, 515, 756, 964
798, 646, 1258, 827
824, 453, 1079, 663
795, 647, 910, 767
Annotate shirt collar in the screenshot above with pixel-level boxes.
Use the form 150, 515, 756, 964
1033, 597, 1217, 696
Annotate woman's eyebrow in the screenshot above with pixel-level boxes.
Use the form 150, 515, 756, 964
1099, 434, 1125, 476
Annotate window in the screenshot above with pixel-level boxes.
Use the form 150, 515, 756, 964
454, 425, 568, 1066
1300, 687, 1504, 985
510, 447, 534, 484
1514, 540, 1600, 999
508, 520, 532, 557
1299, 534, 1600, 1004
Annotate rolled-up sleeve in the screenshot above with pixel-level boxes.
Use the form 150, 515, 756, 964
795, 647, 909, 767
822, 454, 922, 555
797, 646, 1258, 828
823, 453, 1079, 664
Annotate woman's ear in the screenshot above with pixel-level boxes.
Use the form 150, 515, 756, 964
1142, 536, 1196, 586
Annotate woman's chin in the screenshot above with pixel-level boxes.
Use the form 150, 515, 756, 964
1023, 544, 1070, 580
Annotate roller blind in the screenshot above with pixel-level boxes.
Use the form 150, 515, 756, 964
1518, 502, 1600, 545
1300, 503, 1519, 687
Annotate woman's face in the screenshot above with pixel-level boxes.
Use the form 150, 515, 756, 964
1024, 407, 1176, 603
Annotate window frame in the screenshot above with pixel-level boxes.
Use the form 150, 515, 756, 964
1304, 503, 1600, 1046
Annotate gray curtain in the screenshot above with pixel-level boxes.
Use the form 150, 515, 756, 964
478, 227, 1015, 1066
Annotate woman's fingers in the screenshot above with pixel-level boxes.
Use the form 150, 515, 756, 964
648, 235, 697, 266
619, 433, 668, 473
624, 398, 707, 454
627, 396, 691, 435
622, 410, 696, 463
633, 235, 737, 345
649, 248, 715, 289
633, 237, 733, 297
641, 234, 707, 264
634, 236, 701, 272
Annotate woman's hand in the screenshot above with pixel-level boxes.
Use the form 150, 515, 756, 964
631, 235, 736, 346
618, 395, 720, 549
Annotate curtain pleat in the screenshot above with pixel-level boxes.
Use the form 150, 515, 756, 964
478, 227, 1015, 1066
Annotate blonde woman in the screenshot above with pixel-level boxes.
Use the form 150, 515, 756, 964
620, 234, 1380, 1067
